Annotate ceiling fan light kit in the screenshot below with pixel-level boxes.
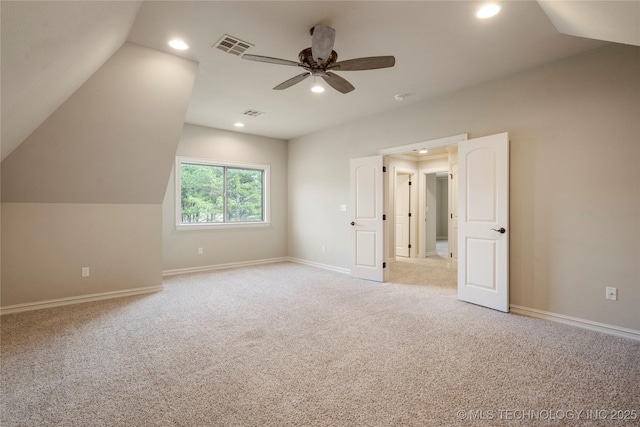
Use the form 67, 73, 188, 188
310, 74, 325, 93
242, 25, 396, 94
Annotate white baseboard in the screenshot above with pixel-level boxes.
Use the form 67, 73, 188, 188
425, 251, 438, 256
162, 257, 289, 276
165, 256, 351, 276
510, 304, 640, 341
0, 285, 163, 315
1, 257, 325, 315
287, 257, 350, 275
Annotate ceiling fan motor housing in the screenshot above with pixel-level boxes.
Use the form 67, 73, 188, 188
298, 47, 338, 70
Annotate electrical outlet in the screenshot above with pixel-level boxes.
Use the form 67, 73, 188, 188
82, 267, 90, 278
606, 287, 617, 301
198, 247, 203, 255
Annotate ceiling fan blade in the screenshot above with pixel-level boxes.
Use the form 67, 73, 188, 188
322, 72, 355, 94
273, 72, 310, 90
242, 54, 301, 67
328, 56, 396, 71
311, 25, 336, 65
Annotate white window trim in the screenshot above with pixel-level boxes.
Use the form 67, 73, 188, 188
175, 156, 271, 230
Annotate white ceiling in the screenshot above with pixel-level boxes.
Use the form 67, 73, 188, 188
2, 1, 636, 161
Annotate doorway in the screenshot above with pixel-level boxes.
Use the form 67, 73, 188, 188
380, 134, 467, 286
436, 172, 449, 258
424, 171, 449, 259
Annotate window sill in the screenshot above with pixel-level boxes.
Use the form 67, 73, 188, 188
175, 222, 271, 231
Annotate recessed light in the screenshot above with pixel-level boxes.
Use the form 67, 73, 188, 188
168, 39, 189, 50
419, 149, 428, 154
476, 3, 500, 19
234, 122, 245, 128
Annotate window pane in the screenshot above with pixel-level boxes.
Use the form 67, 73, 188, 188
226, 168, 263, 222
180, 163, 224, 224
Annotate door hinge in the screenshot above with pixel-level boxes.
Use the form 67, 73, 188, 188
450, 174, 453, 179
450, 213, 453, 219
383, 214, 386, 220
408, 181, 412, 186
450, 252, 453, 258
408, 212, 412, 217
383, 166, 386, 173
408, 244, 412, 249
383, 262, 386, 268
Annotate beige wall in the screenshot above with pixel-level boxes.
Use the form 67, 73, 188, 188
288, 44, 640, 330
162, 124, 288, 272
1, 203, 162, 304
1, 43, 197, 307
418, 157, 449, 172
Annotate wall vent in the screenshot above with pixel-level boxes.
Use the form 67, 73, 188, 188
213, 34, 253, 56
242, 110, 265, 117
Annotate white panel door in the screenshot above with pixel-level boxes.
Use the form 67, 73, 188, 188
395, 173, 410, 257
458, 133, 509, 312
350, 155, 384, 282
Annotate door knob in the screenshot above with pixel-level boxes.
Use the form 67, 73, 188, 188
491, 227, 506, 234
350, 221, 356, 226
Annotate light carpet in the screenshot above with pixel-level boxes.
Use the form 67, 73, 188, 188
2, 259, 639, 426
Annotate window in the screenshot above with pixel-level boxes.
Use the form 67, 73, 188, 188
176, 157, 270, 229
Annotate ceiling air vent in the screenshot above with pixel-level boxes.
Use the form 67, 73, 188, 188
242, 110, 265, 117
213, 34, 253, 56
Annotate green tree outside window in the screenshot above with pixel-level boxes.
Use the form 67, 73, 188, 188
180, 162, 264, 224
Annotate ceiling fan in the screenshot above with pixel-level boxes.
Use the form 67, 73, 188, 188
241, 25, 395, 94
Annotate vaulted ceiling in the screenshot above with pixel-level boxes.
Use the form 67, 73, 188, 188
2, 1, 638, 161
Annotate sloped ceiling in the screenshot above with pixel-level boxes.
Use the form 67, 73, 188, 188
2, 43, 198, 204
537, 0, 640, 46
0, 1, 142, 161
2, 1, 637, 162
